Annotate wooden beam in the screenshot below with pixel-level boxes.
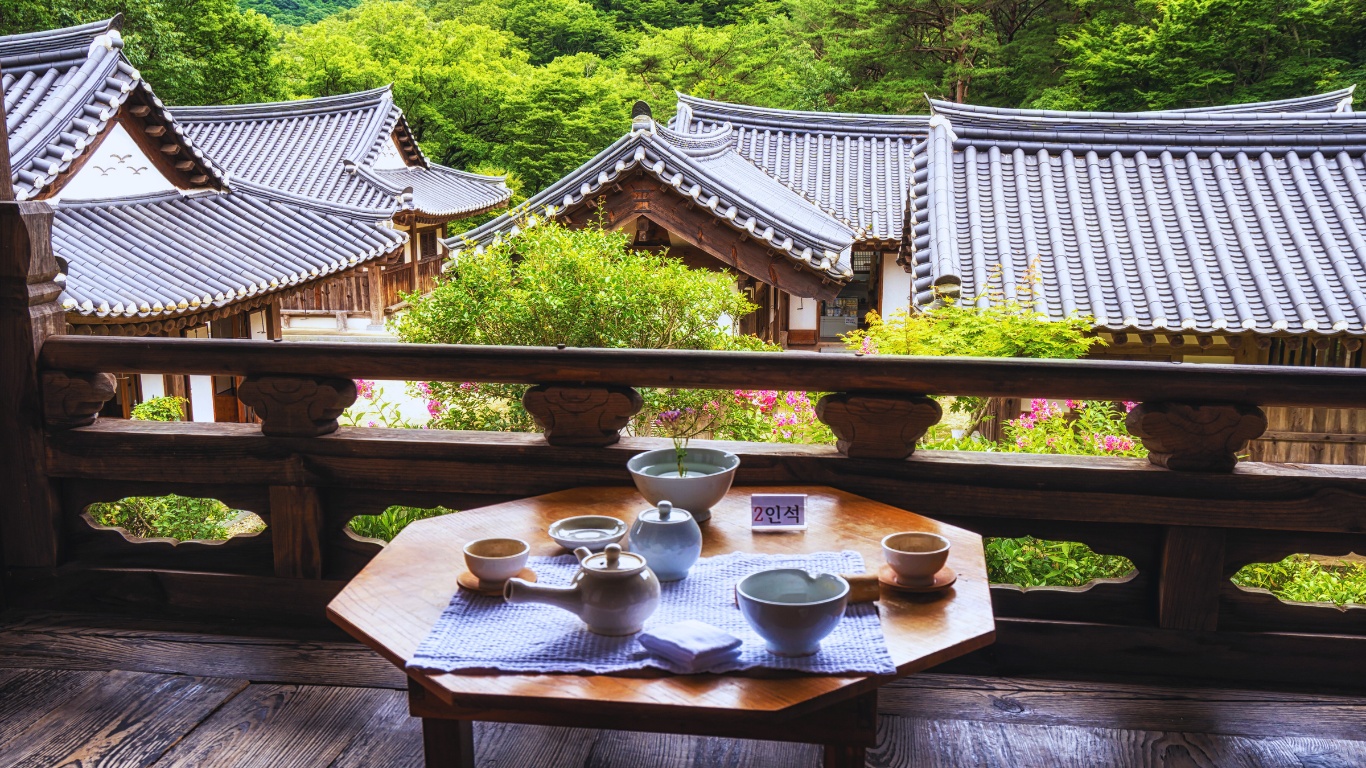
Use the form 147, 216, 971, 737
40, 336, 1366, 409
1158, 526, 1225, 631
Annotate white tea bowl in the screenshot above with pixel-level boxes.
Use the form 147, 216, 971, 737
463, 537, 530, 583
881, 531, 950, 586
736, 568, 849, 657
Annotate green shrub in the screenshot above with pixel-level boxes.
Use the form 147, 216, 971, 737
1232, 555, 1366, 606
130, 396, 187, 422
986, 536, 1136, 588
89, 495, 237, 541
349, 506, 458, 542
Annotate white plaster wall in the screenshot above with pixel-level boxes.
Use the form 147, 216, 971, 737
54, 123, 178, 202
788, 298, 818, 330
139, 374, 165, 399
188, 375, 215, 423
880, 255, 912, 316
372, 134, 409, 170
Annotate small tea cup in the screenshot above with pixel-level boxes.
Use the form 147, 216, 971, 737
882, 532, 950, 586
463, 538, 529, 583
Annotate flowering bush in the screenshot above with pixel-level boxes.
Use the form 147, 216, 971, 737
341, 379, 420, 429
721, 390, 835, 444
1002, 399, 1146, 457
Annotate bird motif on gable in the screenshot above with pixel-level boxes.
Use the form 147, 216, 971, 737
110, 153, 132, 164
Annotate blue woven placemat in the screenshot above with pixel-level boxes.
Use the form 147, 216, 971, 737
408, 550, 896, 676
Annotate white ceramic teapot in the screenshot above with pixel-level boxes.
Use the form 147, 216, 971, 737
503, 543, 661, 636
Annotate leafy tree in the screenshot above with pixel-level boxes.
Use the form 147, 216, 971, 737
0, 0, 281, 104
239, 0, 361, 26
591, 0, 771, 29
503, 0, 625, 64
130, 395, 186, 421
621, 9, 847, 109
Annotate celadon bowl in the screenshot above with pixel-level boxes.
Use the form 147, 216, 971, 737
627, 447, 739, 523
736, 569, 850, 657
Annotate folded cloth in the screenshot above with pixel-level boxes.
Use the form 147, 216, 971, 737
639, 620, 743, 672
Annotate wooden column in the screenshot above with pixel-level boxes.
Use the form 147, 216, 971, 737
410, 224, 420, 294
0, 197, 65, 577
366, 265, 385, 327
271, 485, 324, 579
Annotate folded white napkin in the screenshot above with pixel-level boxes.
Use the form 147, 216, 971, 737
638, 620, 743, 672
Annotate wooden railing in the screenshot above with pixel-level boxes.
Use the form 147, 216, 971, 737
5, 200, 1366, 692
13, 332, 1366, 692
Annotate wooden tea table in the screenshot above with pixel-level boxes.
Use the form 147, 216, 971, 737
328, 486, 995, 767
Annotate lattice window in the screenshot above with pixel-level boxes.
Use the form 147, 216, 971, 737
419, 231, 439, 260
852, 250, 875, 274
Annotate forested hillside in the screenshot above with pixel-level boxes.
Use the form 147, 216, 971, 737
4, 0, 1365, 195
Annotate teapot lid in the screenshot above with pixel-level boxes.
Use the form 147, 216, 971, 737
578, 543, 647, 573
640, 500, 693, 524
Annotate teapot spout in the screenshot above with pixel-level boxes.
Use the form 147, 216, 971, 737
504, 578, 583, 618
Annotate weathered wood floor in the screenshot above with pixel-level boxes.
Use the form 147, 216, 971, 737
1, 612, 1364, 767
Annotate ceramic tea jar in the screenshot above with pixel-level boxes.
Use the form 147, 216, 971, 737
504, 543, 660, 636
628, 500, 703, 582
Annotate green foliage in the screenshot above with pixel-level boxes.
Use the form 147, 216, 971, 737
130, 395, 186, 422
1232, 554, 1366, 606
89, 495, 239, 541
0, 0, 281, 105
240, 0, 359, 26
986, 536, 1136, 588
1002, 399, 1146, 457
349, 505, 458, 541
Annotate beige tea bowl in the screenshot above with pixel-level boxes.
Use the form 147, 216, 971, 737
881, 532, 950, 586
463, 538, 530, 583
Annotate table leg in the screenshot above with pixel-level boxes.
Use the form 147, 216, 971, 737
823, 744, 867, 768
422, 718, 475, 768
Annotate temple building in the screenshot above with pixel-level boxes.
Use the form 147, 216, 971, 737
3, 17, 507, 420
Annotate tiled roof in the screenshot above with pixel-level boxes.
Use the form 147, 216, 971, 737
174, 89, 509, 219
448, 113, 857, 282
909, 98, 1366, 335
1, 16, 225, 201
56, 190, 405, 319
673, 94, 927, 242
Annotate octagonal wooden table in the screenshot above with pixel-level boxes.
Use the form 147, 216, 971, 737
328, 486, 995, 767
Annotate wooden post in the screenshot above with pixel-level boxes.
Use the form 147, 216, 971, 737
0, 199, 64, 573
410, 224, 420, 294
270, 485, 325, 579
1158, 526, 1226, 631
367, 265, 385, 327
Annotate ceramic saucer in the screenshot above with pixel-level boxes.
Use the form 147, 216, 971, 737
457, 568, 537, 596
877, 564, 957, 593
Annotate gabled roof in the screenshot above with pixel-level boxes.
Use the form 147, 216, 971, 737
174, 88, 509, 220
448, 113, 857, 283
1, 16, 226, 201
908, 98, 1366, 335
56, 190, 405, 321
673, 94, 927, 242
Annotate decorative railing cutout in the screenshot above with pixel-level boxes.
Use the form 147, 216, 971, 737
986, 536, 1137, 591
347, 505, 458, 545
84, 494, 264, 544
1232, 553, 1366, 609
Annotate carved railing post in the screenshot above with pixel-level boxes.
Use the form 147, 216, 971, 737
1, 198, 65, 572
815, 393, 942, 460
238, 375, 357, 437
1126, 402, 1267, 472
523, 384, 643, 447
42, 371, 116, 428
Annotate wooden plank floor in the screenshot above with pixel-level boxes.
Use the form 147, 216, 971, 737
1, 612, 1365, 767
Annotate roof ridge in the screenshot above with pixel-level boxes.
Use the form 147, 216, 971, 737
170, 86, 394, 121
675, 92, 931, 135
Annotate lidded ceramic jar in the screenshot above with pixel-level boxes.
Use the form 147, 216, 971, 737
504, 543, 660, 636
628, 500, 703, 582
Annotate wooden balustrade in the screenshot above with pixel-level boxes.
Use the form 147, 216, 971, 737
9, 331, 1366, 693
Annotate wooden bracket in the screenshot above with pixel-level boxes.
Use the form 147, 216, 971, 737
42, 371, 116, 429
815, 393, 942, 460
1126, 402, 1267, 472
522, 385, 643, 447
238, 376, 357, 437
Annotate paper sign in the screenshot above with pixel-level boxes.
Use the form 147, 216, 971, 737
751, 493, 807, 531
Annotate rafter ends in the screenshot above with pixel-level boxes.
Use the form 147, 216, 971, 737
129, 105, 151, 117
42, 371, 116, 429
815, 393, 942, 460
237, 375, 358, 437
159, 144, 180, 155
1126, 402, 1268, 472
522, 384, 643, 447
174, 160, 195, 170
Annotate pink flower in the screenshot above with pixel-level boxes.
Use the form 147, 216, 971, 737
858, 336, 879, 355
426, 399, 445, 418
1016, 436, 1027, 448
458, 382, 475, 391
1123, 401, 1138, 412
366, 420, 377, 427
355, 379, 376, 400
415, 381, 433, 397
